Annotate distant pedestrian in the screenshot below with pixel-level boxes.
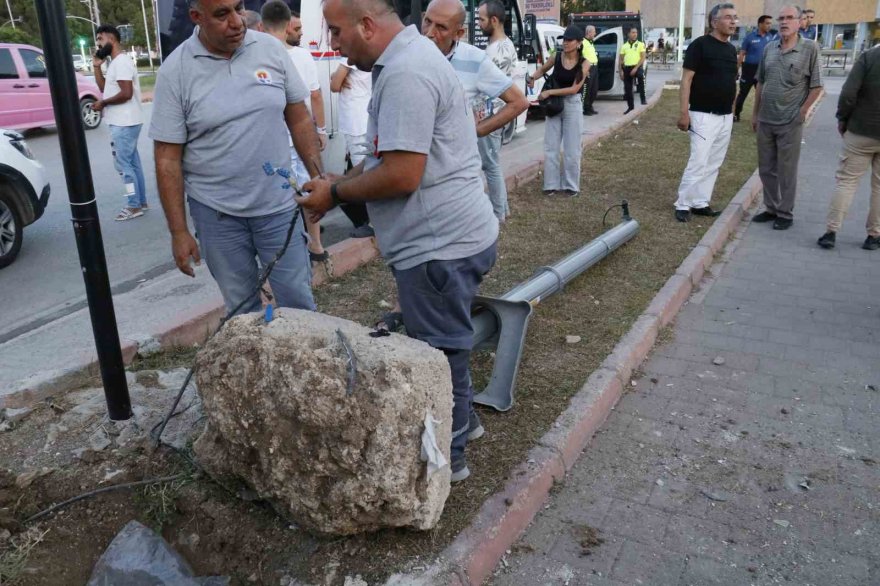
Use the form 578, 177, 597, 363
751, 4, 823, 230
581, 25, 599, 116
330, 62, 374, 238
619, 27, 646, 114
301, 0, 499, 484
243, 10, 262, 31
92, 24, 147, 222
527, 25, 589, 197
467, 0, 530, 221
734, 15, 776, 122
674, 3, 739, 223
799, 8, 818, 42
150, 0, 321, 314
262, 1, 331, 270
817, 46, 880, 251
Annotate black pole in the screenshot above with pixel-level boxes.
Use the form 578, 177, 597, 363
34, 0, 132, 420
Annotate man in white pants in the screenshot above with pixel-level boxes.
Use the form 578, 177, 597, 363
674, 3, 739, 222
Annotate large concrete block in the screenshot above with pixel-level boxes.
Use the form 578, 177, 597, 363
193, 308, 453, 535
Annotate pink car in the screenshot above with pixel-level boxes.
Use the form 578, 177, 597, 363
0, 43, 103, 131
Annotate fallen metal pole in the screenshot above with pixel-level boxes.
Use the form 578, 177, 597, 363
35, 0, 132, 420
473, 201, 639, 411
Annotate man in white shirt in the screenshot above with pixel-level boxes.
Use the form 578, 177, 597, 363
330, 62, 374, 238
262, 0, 330, 267
92, 24, 147, 221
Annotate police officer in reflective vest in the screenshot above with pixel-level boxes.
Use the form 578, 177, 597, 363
619, 27, 646, 114
581, 25, 599, 116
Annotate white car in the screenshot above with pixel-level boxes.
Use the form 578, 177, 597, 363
72, 54, 91, 72
0, 130, 50, 268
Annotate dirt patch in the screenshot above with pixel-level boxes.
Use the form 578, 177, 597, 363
573, 524, 604, 556
0, 91, 759, 585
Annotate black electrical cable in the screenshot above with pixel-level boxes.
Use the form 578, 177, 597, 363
25, 474, 188, 524
602, 203, 625, 227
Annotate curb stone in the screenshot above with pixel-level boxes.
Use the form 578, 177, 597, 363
397, 90, 829, 586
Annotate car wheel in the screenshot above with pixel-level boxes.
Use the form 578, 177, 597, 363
0, 191, 23, 269
80, 98, 102, 130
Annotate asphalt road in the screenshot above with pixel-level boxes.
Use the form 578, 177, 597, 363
0, 104, 353, 342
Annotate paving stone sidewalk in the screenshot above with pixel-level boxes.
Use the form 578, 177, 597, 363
490, 89, 879, 585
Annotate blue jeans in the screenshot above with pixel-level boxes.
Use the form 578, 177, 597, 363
109, 124, 147, 209
188, 198, 316, 316
478, 130, 508, 220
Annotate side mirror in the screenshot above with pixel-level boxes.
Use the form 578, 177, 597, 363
523, 13, 536, 43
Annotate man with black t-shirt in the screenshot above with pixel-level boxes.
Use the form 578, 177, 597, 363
674, 3, 739, 222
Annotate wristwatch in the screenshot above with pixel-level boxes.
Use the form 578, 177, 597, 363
330, 183, 343, 207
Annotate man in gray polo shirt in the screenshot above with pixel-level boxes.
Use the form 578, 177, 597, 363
751, 4, 823, 231
298, 0, 499, 483
150, 0, 322, 315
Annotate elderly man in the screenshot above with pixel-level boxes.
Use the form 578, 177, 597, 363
817, 45, 880, 251
581, 25, 599, 116
243, 9, 262, 31
299, 0, 499, 483
422, 0, 528, 223
150, 0, 321, 314
751, 5, 823, 230
674, 3, 739, 222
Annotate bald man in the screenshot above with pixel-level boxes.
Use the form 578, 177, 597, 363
299, 0, 499, 484
422, 0, 528, 222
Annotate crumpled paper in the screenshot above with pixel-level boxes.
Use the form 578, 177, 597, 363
420, 411, 448, 478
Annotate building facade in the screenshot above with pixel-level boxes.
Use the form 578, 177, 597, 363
625, 0, 880, 50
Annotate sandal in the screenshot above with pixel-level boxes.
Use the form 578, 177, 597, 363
309, 250, 333, 277
115, 208, 144, 221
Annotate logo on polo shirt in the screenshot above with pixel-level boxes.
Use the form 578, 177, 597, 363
255, 69, 272, 85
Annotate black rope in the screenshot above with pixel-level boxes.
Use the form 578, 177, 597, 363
601, 203, 625, 227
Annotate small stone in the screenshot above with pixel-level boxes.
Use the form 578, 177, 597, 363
0, 528, 10, 543
781, 408, 789, 415
773, 519, 790, 528
377, 299, 393, 309
655, 479, 665, 487
89, 427, 112, 452
712, 356, 725, 366
565, 335, 582, 344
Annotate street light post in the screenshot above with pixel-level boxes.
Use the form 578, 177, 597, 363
80, 0, 97, 41
4, 0, 14, 28
677, 0, 686, 63
34, 0, 133, 421
139, 0, 155, 70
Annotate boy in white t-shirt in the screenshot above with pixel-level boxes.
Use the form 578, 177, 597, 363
262, 1, 331, 267
93, 24, 146, 221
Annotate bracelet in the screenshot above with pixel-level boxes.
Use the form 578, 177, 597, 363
316, 126, 327, 135
330, 183, 342, 207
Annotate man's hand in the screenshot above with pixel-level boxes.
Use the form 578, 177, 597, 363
318, 133, 329, 151
677, 112, 690, 132
92, 55, 104, 69
171, 231, 201, 277
296, 178, 334, 223
92, 100, 105, 112
618, 71, 624, 80
751, 118, 759, 133
630, 67, 638, 77
838, 121, 847, 136
799, 106, 809, 124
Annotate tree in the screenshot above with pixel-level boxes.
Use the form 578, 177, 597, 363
0, 26, 40, 46
561, 0, 626, 24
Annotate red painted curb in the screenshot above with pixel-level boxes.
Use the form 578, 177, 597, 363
601, 315, 660, 385
644, 274, 693, 329
536, 368, 624, 470
444, 446, 565, 584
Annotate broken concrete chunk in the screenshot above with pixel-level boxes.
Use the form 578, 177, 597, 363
87, 520, 228, 586
193, 309, 453, 536
712, 356, 725, 366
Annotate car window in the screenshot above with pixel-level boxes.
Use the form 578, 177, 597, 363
20, 49, 47, 79
0, 49, 18, 79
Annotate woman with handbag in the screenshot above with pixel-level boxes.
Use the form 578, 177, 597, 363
527, 25, 590, 197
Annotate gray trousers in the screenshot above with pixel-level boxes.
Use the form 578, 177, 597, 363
757, 117, 804, 220
543, 94, 583, 193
